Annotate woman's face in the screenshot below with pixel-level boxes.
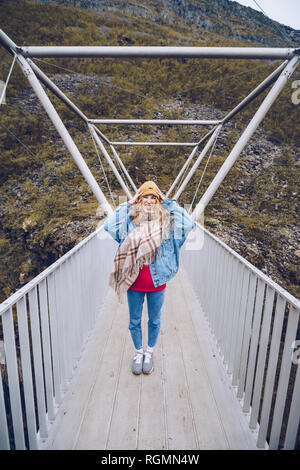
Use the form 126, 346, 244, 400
141, 194, 158, 213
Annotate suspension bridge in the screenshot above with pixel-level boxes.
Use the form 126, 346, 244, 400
0, 29, 299, 450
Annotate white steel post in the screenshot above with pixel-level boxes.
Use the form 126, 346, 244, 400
192, 55, 300, 221
174, 125, 222, 200
88, 124, 133, 199
20, 45, 296, 60
166, 126, 218, 198
15, 54, 113, 216
89, 119, 221, 125
166, 144, 199, 198
28, 59, 89, 123
221, 60, 288, 125
109, 144, 137, 193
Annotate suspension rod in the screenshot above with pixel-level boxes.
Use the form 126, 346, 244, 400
89, 124, 133, 199
16, 54, 113, 215
221, 60, 288, 124
109, 144, 137, 194
174, 125, 222, 200
28, 59, 89, 123
192, 55, 300, 221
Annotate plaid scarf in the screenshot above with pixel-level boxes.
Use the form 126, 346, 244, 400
109, 209, 172, 303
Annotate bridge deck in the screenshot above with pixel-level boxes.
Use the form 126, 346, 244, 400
42, 267, 258, 450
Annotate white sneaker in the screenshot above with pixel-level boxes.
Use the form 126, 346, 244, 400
142, 351, 154, 375
132, 351, 143, 375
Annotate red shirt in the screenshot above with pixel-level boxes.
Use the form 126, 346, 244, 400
129, 264, 166, 292
127, 201, 166, 292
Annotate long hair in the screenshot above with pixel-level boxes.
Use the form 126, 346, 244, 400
128, 198, 174, 240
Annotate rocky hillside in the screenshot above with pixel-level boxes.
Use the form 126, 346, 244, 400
0, 0, 299, 302
35, 0, 300, 46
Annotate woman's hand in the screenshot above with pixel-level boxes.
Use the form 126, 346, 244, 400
128, 187, 144, 205
128, 186, 166, 205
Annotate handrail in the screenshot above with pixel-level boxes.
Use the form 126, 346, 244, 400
0, 223, 105, 316
0, 223, 299, 449
195, 221, 300, 309
182, 224, 300, 450
0, 224, 116, 449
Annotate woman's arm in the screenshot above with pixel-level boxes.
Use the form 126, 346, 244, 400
104, 187, 144, 243
162, 198, 195, 247
104, 202, 130, 243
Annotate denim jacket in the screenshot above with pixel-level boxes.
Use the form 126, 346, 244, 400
104, 198, 195, 288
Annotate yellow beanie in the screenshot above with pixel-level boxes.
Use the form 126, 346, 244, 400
138, 180, 163, 202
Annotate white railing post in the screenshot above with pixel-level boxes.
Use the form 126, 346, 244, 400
2, 308, 26, 449
0, 224, 117, 449
0, 366, 10, 449
16, 295, 38, 449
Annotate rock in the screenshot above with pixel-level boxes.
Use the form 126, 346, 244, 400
294, 250, 300, 265
205, 217, 220, 227
22, 217, 35, 232
35, 0, 300, 46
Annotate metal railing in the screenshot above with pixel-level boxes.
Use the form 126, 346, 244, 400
182, 223, 300, 449
0, 222, 299, 449
0, 224, 116, 449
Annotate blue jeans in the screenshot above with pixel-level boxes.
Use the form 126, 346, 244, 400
127, 289, 166, 350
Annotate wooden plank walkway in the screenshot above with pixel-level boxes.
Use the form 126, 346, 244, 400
42, 267, 258, 450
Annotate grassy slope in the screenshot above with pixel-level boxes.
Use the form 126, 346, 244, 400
0, 0, 299, 301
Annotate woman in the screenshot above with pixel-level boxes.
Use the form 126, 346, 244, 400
104, 180, 195, 375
